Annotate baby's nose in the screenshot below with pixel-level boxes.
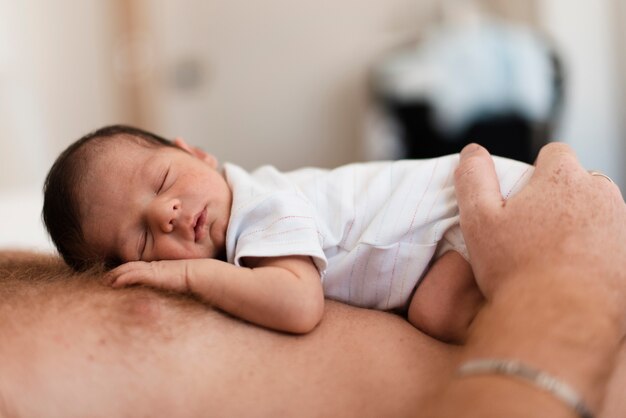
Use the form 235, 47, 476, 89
152, 199, 181, 233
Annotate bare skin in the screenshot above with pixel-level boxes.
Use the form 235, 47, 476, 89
0, 252, 454, 418
0, 250, 624, 418
409, 250, 481, 343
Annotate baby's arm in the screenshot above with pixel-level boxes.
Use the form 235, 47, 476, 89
408, 251, 484, 344
107, 256, 324, 334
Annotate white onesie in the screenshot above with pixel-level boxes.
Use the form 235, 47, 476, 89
224, 155, 532, 311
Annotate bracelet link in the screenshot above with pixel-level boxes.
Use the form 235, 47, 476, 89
457, 359, 594, 418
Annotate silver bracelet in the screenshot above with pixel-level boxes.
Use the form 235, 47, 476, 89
457, 359, 594, 418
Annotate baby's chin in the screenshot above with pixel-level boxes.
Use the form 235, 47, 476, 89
196, 245, 226, 262
190, 243, 227, 261
212, 247, 227, 262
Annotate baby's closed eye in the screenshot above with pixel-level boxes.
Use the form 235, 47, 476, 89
156, 167, 169, 194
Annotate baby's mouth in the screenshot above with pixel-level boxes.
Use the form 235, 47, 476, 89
193, 207, 208, 242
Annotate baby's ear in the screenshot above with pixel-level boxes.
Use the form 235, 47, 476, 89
173, 137, 218, 168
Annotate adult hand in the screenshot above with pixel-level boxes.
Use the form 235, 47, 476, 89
431, 143, 626, 418
454, 143, 626, 321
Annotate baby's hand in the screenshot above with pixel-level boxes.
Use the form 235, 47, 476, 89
106, 260, 190, 292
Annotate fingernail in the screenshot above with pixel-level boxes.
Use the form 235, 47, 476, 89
461, 143, 480, 157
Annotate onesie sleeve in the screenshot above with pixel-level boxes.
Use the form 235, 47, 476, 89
224, 164, 328, 276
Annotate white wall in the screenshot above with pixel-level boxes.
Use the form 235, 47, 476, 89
0, 0, 122, 192
7, 1, 621, 183
142, 0, 438, 171
0, 0, 121, 251
537, 0, 625, 189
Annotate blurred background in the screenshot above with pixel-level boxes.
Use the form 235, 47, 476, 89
1, 0, 625, 250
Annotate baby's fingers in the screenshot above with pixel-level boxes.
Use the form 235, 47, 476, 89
105, 262, 153, 288
109, 271, 138, 288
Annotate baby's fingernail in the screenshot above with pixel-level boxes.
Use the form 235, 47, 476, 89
461, 143, 480, 157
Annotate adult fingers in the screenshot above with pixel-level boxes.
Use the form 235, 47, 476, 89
531, 142, 581, 182
454, 144, 502, 219
532, 143, 623, 201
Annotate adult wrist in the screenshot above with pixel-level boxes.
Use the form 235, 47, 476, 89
466, 273, 622, 412
457, 358, 595, 418
490, 267, 624, 336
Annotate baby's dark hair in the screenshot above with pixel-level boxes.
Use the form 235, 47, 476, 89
43, 124, 176, 271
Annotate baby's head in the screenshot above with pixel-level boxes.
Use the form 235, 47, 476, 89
43, 125, 232, 271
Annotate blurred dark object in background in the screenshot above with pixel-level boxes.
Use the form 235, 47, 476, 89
371, 18, 564, 164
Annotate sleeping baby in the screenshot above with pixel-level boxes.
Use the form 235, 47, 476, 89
43, 125, 532, 343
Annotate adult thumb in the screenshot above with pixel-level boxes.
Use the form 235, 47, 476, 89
454, 144, 502, 223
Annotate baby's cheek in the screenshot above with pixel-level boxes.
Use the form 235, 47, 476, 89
153, 241, 193, 261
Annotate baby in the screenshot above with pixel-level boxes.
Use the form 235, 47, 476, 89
43, 125, 532, 343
